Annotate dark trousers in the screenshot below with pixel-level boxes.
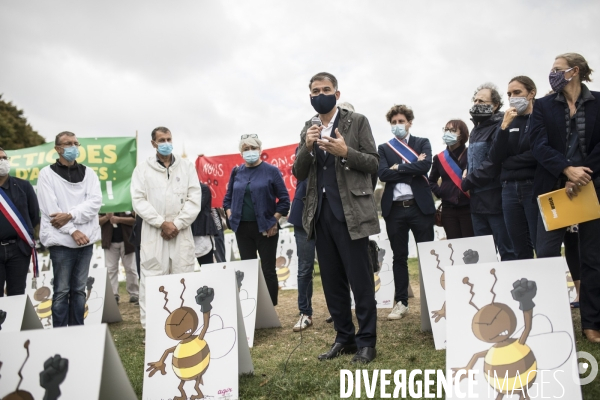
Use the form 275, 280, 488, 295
385, 203, 434, 306
502, 180, 538, 260
213, 230, 226, 263
564, 231, 580, 281
197, 249, 214, 266
294, 226, 316, 316
316, 197, 377, 348
135, 246, 141, 278
471, 212, 516, 261
441, 204, 474, 240
49, 245, 93, 327
536, 210, 600, 330
235, 221, 279, 306
0, 242, 30, 296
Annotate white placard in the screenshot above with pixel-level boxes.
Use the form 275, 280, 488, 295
0, 324, 136, 400
417, 235, 497, 348
276, 233, 298, 290
144, 269, 253, 400
351, 239, 396, 309
224, 232, 241, 261
445, 258, 581, 399
200, 260, 281, 347
0, 295, 42, 332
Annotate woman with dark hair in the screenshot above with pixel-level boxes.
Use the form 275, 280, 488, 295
487, 76, 538, 259
428, 119, 474, 239
191, 183, 220, 266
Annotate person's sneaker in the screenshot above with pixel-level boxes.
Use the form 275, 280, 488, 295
293, 315, 313, 332
129, 295, 139, 304
387, 302, 409, 320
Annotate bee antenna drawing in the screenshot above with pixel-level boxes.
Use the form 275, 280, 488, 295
490, 268, 498, 303
16, 340, 30, 392
159, 286, 171, 314
448, 243, 454, 265
430, 250, 444, 273
462, 277, 479, 311
180, 278, 186, 308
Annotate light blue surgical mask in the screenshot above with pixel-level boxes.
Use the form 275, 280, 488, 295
156, 142, 173, 156
62, 146, 80, 162
243, 150, 260, 164
442, 131, 459, 146
391, 124, 408, 139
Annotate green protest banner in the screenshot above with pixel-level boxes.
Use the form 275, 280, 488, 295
5, 137, 137, 213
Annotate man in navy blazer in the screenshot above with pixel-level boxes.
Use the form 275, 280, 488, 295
378, 105, 435, 320
530, 52, 600, 343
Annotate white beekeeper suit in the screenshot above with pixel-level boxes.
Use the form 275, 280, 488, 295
131, 155, 201, 327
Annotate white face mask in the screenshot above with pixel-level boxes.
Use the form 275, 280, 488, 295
509, 96, 530, 115
0, 159, 10, 176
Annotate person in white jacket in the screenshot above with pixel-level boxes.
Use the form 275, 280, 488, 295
131, 126, 201, 328
38, 131, 102, 327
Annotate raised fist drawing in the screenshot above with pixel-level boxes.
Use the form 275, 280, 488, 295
236, 270, 245, 290
462, 249, 479, 264
86, 276, 95, 291
0, 309, 6, 330
195, 286, 215, 313
40, 354, 69, 400
511, 278, 537, 311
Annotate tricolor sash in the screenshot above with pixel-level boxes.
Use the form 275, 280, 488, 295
386, 138, 428, 183
0, 187, 39, 277
438, 149, 470, 198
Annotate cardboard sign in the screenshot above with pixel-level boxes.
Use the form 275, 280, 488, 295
445, 258, 581, 399
224, 232, 241, 262
0, 324, 137, 400
24, 268, 121, 329
275, 230, 298, 291
200, 260, 281, 347
351, 239, 396, 309
0, 295, 42, 332
144, 269, 253, 400
417, 235, 497, 349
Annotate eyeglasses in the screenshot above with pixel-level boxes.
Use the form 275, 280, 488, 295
0, 156, 10, 161
442, 127, 458, 133
240, 134, 258, 139
550, 67, 573, 74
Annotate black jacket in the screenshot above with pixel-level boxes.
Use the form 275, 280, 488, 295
378, 135, 436, 218
488, 114, 537, 182
191, 183, 219, 236
530, 85, 600, 197
429, 145, 470, 207
462, 112, 504, 214
4, 176, 40, 257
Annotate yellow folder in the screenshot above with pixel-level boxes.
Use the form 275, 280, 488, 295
537, 183, 600, 231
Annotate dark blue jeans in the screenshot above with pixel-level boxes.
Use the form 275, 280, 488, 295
49, 245, 93, 327
0, 242, 30, 296
502, 180, 538, 259
471, 212, 516, 261
294, 226, 315, 316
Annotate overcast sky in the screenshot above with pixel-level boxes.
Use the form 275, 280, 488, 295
1, 1, 599, 163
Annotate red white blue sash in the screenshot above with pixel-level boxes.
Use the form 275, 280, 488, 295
386, 138, 428, 183
438, 149, 470, 198
0, 188, 39, 277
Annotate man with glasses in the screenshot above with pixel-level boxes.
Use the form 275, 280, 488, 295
461, 83, 516, 260
0, 147, 40, 296
37, 132, 102, 326
131, 126, 201, 330
293, 72, 380, 363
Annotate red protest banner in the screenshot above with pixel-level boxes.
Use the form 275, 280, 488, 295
195, 143, 298, 207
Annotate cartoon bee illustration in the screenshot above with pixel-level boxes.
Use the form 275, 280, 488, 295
276, 243, 293, 287
430, 246, 449, 323
453, 269, 573, 399
83, 276, 103, 320
33, 275, 53, 327
565, 272, 576, 302
3, 340, 33, 400
0, 309, 6, 330
147, 279, 236, 400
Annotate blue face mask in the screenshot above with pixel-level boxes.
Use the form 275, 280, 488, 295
391, 124, 408, 139
156, 142, 173, 156
62, 146, 80, 162
442, 131, 459, 146
243, 150, 260, 164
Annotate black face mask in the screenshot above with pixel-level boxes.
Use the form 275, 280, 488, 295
311, 93, 337, 115
469, 103, 494, 123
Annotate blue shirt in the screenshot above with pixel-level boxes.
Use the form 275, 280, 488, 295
223, 162, 290, 233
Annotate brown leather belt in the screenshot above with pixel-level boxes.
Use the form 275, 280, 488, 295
393, 199, 415, 207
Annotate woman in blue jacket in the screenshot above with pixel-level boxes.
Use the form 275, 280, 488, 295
223, 134, 290, 306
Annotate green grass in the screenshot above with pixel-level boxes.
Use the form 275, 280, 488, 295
108, 259, 600, 399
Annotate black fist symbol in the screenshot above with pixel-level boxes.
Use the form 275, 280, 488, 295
511, 278, 537, 311
236, 270, 244, 290
40, 354, 69, 400
195, 286, 215, 313
462, 249, 479, 264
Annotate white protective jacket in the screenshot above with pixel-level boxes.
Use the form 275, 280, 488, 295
38, 165, 102, 248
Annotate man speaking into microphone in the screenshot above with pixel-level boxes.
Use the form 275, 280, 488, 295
292, 72, 380, 363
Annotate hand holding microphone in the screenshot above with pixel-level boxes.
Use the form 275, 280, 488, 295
306, 117, 322, 148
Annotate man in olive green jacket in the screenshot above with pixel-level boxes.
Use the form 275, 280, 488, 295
292, 72, 380, 364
